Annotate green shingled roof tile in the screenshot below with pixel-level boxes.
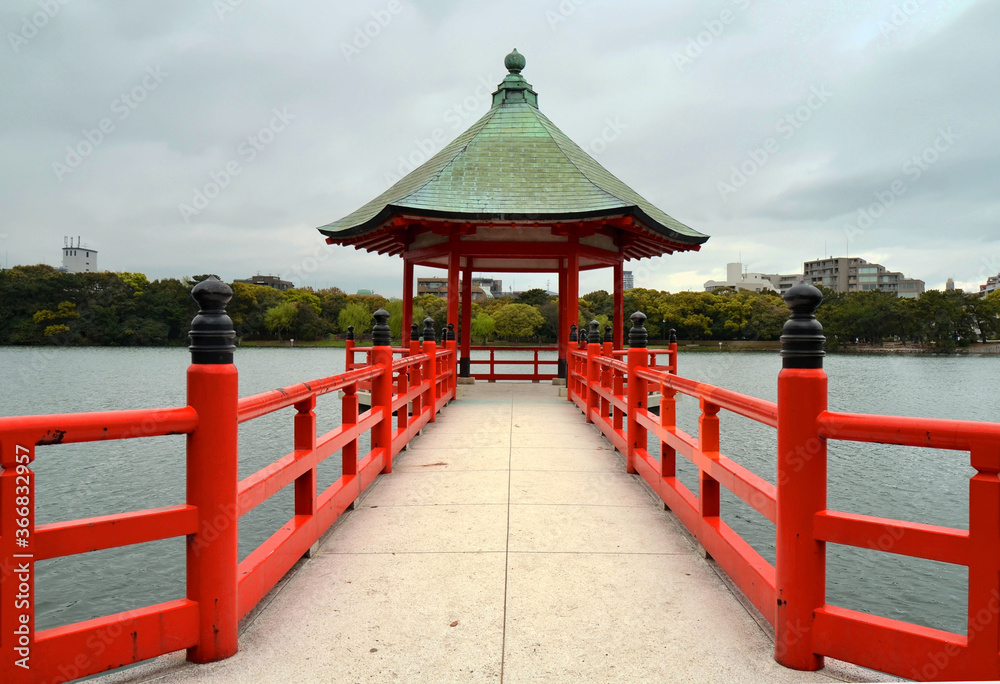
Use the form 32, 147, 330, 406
318, 51, 707, 246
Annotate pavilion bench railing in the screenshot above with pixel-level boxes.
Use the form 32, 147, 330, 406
568, 290, 1000, 683
467, 346, 559, 382
0, 283, 454, 684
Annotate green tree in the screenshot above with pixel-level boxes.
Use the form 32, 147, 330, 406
229, 282, 285, 340
413, 294, 447, 332
966, 291, 1000, 343
470, 312, 496, 343
515, 288, 552, 307
385, 299, 405, 340
493, 303, 544, 341
338, 302, 373, 337
264, 301, 297, 340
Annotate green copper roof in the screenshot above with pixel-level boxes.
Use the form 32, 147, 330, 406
319, 50, 707, 246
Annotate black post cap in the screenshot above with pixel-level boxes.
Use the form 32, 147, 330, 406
422, 317, 436, 342
781, 281, 825, 369
603, 324, 613, 344
669, 329, 677, 344
189, 276, 236, 364
410, 322, 419, 341
346, 325, 355, 341
628, 311, 648, 349
447, 323, 456, 341
569, 324, 578, 342
372, 308, 391, 347
587, 320, 600, 344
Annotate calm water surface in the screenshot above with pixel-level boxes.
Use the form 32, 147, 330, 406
2, 347, 995, 636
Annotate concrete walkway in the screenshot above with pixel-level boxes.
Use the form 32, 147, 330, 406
102, 383, 892, 683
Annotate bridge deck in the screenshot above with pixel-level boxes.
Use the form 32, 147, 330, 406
101, 383, 889, 683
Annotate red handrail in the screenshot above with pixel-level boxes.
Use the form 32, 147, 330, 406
466, 345, 558, 382
0, 339, 455, 683
567, 339, 1000, 681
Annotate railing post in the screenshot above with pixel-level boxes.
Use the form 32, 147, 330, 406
395, 357, 409, 440
409, 323, 420, 356
603, 324, 613, 355
668, 329, 678, 373
294, 394, 317, 554
698, 400, 721, 525
567, 325, 578, 401
613, 364, 625, 432
775, 281, 827, 671
626, 311, 648, 475
185, 276, 239, 663
341, 383, 359, 482
371, 309, 394, 474
659, 379, 676, 492
447, 323, 457, 396
586, 320, 601, 423
422, 318, 438, 422
345, 325, 355, 370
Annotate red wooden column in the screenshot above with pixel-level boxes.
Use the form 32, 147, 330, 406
460, 260, 473, 378
566, 249, 580, 402
402, 258, 414, 348
613, 259, 625, 349
567, 248, 580, 345
446, 248, 460, 373
557, 262, 568, 380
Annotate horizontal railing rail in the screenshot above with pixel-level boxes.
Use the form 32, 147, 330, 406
567, 305, 1000, 682
467, 345, 558, 382
0, 291, 457, 684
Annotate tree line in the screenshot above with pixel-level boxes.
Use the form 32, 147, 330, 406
2, 265, 997, 351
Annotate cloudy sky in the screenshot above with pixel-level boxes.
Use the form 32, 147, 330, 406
2, 0, 997, 298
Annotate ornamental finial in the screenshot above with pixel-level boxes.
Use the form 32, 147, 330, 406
781, 281, 825, 369
504, 48, 525, 74
371, 309, 391, 346
189, 276, 236, 364
628, 311, 648, 349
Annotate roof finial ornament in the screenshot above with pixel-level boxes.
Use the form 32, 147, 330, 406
504, 48, 525, 74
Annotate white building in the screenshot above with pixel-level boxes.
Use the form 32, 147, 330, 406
704, 262, 779, 293
982, 274, 999, 297
61, 237, 98, 273
623, 271, 634, 291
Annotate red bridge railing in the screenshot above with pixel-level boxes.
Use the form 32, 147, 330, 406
568, 297, 1000, 682
467, 346, 558, 382
0, 282, 455, 683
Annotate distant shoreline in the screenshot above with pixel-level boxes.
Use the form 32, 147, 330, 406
3, 341, 998, 355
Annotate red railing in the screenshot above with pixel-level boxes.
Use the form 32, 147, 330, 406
468, 346, 558, 382
0, 336, 455, 683
567, 329, 1000, 681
